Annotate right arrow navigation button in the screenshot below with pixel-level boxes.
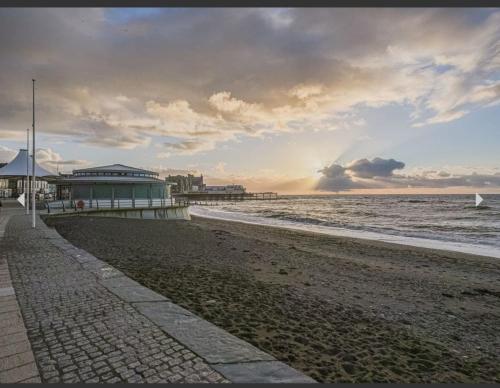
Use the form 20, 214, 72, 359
475, 193, 483, 207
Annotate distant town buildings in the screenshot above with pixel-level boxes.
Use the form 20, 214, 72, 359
205, 185, 246, 194
166, 174, 206, 194
0, 162, 10, 198
166, 174, 247, 195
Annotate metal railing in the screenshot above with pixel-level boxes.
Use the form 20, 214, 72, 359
45, 197, 178, 214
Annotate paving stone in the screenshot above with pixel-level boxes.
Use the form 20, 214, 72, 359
0, 295, 17, 305
145, 375, 161, 383
0, 340, 32, 359
106, 284, 168, 303
99, 276, 143, 289
0, 302, 19, 314
42, 371, 59, 380
212, 361, 317, 383
0, 331, 28, 347
136, 305, 274, 364
81, 261, 124, 280
0, 351, 35, 371
0, 362, 39, 383
0, 315, 24, 330
127, 374, 145, 383
79, 371, 96, 380
19, 376, 42, 383
69, 252, 98, 264
0, 287, 15, 297
133, 300, 194, 319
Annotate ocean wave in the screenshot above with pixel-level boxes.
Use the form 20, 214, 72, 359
189, 205, 500, 258
190, 194, 500, 250
463, 205, 491, 210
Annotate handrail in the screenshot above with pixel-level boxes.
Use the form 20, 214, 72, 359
45, 197, 182, 214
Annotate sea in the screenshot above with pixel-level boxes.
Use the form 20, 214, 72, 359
190, 194, 500, 258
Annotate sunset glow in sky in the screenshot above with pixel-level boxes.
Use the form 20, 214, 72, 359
0, 8, 499, 193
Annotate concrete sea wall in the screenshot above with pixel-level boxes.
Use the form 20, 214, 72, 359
43, 206, 191, 221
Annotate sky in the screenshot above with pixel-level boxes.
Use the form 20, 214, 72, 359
0, 8, 499, 194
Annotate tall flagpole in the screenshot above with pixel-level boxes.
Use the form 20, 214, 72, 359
32, 79, 36, 228
26, 128, 30, 215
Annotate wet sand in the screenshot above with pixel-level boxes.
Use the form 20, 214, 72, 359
46, 215, 500, 382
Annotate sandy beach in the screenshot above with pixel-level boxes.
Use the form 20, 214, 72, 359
46, 215, 500, 383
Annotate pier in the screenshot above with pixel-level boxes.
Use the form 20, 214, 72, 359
174, 191, 279, 202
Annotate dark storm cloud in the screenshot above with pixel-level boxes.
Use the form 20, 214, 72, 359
317, 157, 500, 192
347, 157, 405, 178
317, 157, 405, 191
320, 163, 347, 178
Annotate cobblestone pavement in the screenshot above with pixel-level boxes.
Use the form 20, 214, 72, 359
0, 208, 41, 383
3, 214, 228, 383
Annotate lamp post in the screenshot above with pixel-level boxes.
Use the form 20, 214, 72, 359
32, 79, 36, 228
26, 128, 30, 215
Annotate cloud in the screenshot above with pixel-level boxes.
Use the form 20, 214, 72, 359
346, 157, 405, 178
438, 171, 451, 177
208, 91, 263, 117
0, 145, 18, 163
0, 145, 88, 173
35, 148, 89, 172
214, 162, 226, 174
0, 9, 499, 156
161, 139, 215, 156
317, 157, 500, 192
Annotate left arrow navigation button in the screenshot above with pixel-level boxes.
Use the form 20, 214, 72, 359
17, 192, 25, 207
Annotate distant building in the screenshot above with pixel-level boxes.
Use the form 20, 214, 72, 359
165, 174, 247, 195
0, 149, 54, 198
0, 163, 10, 197
166, 174, 205, 194
54, 164, 172, 208
191, 175, 205, 192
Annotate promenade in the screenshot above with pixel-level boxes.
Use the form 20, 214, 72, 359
0, 201, 314, 383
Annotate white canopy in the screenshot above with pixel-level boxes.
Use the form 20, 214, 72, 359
0, 149, 54, 178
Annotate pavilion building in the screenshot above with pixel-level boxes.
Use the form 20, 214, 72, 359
0, 149, 54, 198
54, 164, 172, 208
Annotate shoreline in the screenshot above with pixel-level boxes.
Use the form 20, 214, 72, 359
190, 205, 500, 259
47, 215, 500, 382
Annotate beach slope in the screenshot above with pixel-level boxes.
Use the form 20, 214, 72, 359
46, 215, 500, 383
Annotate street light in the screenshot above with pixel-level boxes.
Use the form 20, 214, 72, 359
26, 128, 29, 215
32, 79, 36, 228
